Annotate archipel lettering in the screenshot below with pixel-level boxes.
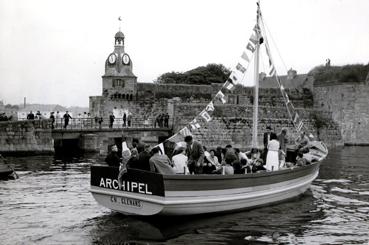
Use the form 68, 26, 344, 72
99, 178, 152, 195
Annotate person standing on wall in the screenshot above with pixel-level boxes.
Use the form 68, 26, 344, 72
63, 111, 72, 129
109, 112, 115, 129
127, 113, 132, 127
123, 113, 127, 127
49, 112, 55, 129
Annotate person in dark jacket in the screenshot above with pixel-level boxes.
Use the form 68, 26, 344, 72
137, 144, 152, 171
127, 148, 140, 169
105, 145, 121, 167
63, 111, 72, 129
27, 111, 35, 120
49, 112, 55, 129
109, 112, 115, 128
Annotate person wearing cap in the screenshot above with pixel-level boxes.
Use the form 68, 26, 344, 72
184, 135, 204, 174
172, 147, 189, 174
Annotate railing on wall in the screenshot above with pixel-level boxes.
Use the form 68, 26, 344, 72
18, 118, 172, 130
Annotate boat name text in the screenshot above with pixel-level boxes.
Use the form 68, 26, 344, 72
99, 178, 153, 195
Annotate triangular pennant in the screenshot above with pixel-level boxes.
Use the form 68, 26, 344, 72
205, 101, 215, 112
253, 24, 260, 34
158, 143, 165, 155
241, 51, 250, 63
293, 113, 299, 124
179, 126, 192, 136
200, 111, 212, 122
235, 63, 246, 73
246, 42, 255, 53
297, 121, 304, 132
224, 79, 235, 91
215, 91, 226, 104
249, 33, 258, 46
190, 119, 201, 130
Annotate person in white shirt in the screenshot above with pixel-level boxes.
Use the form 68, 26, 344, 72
207, 149, 220, 168
172, 147, 189, 174
266, 133, 280, 171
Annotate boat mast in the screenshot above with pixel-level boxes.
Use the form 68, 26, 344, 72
252, 1, 261, 148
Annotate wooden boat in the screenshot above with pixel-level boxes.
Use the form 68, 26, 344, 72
0, 155, 17, 180
90, 2, 328, 215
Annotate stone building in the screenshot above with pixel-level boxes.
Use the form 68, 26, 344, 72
89, 30, 137, 118
89, 30, 342, 148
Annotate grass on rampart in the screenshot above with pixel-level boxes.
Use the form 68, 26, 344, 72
309, 63, 369, 84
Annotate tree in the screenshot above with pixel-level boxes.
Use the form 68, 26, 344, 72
155, 64, 231, 85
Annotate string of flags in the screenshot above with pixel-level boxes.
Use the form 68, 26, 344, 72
262, 24, 307, 135
151, 20, 309, 151
151, 24, 261, 149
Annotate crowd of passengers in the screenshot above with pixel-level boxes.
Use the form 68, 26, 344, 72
105, 127, 314, 175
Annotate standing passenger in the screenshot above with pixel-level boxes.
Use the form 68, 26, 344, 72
265, 133, 280, 171
149, 147, 176, 174
172, 147, 189, 174
185, 136, 204, 174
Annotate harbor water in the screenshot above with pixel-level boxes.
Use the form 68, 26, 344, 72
0, 147, 369, 244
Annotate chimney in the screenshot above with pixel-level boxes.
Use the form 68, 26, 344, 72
287, 68, 297, 80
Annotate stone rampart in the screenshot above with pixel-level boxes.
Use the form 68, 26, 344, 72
314, 82, 369, 145
0, 120, 54, 155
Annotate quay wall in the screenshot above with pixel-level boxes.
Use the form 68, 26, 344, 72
0, 120, 54, 155
314, 78, 369, 145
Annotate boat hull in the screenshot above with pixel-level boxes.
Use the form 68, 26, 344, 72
90, 162, 320, 216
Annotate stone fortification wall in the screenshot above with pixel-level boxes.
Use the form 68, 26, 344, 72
171, 102, 341, 149
314, 82, 369, 145
0, 120, 54, 155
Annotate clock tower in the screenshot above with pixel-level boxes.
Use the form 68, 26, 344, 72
102, 30, 137, 102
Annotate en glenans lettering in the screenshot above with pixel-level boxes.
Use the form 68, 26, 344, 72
99, 178, 152, 195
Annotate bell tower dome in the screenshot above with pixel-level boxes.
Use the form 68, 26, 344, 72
101, 29, 137, 105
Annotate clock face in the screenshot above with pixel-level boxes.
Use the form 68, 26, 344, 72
122, 54, 130, 65
108, 54, 116, 64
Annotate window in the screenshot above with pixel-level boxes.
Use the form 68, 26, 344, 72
112, 79, 125, 87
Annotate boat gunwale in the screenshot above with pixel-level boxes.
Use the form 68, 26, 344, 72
161, 161, 321, 180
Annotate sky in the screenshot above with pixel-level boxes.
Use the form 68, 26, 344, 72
0, 0, 368, 107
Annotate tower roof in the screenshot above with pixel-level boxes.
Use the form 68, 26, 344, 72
115, 31, 124, 39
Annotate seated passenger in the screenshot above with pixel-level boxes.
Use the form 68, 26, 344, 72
248, 148, 266, 173
127, 148, 140, 169
202, 161, 216, 174
295, 131, 310, 152
206, 149, 220, 168
105, 145, 121, 167
149, 147, 176, 175
295, 152, 309, 166
172, 147, 189, 174
223, 151, 236, 175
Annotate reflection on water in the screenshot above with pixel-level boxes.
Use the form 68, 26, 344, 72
0, 147, 369, 244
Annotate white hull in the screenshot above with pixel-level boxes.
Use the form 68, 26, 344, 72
90, 165, 319, 216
